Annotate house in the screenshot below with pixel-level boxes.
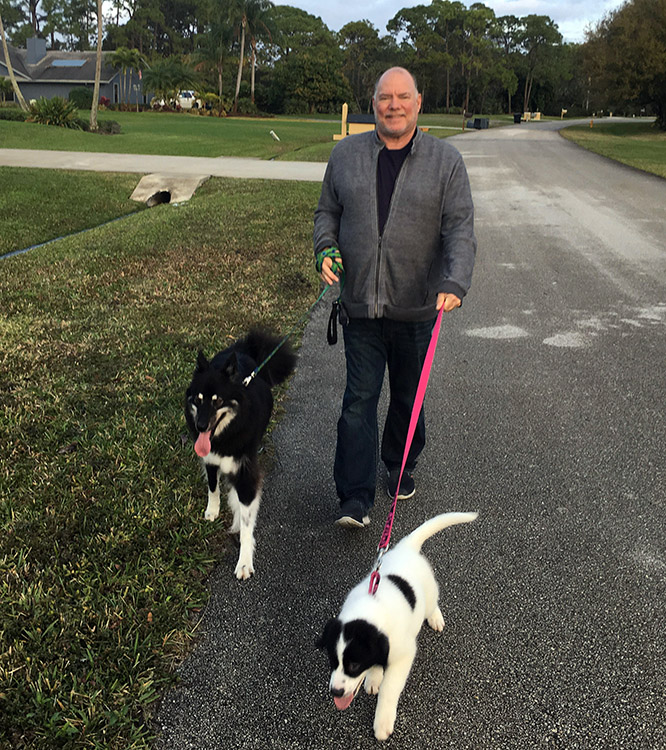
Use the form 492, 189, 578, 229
0, 37, 147, 105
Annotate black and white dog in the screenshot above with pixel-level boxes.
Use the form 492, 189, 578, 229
317, 512, 477, 741
185, 330, 296, 580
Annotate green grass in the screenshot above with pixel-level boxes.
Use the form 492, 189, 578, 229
0, 110, 464, 161
560, 120, 666, 179
0, 167, 143, 257
0, 175, 321, 748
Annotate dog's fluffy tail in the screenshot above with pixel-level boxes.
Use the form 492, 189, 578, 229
400, 512, 478, 553
240, 329, 297, 386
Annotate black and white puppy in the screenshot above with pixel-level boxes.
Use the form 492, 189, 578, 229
317, 512, 478, 741
184, 330, 296, 580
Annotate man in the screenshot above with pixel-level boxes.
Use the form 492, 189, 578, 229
314, 67, 476, 528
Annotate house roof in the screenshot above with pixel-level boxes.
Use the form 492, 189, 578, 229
1, 44, 118, 85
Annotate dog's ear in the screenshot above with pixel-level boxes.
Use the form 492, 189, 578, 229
316, 618, 341, 650
196, 350, 209, 372
223, 352, 242, 383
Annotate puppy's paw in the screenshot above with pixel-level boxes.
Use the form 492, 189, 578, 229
364, 667, 383, 695
427, 607, 445, 632
373, 712, 396, 742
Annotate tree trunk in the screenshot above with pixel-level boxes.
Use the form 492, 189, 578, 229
89, 0, 103, 131
250, 41, 256, 104
233, 18, 246, 113
0, 13, 28, 111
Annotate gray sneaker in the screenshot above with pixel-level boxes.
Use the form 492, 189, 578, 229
387, 469, 415, 500
335, 500, 371, 528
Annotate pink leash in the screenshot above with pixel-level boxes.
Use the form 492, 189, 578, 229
369, 306, 446, 595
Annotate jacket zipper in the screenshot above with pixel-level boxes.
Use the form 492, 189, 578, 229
374, 233, 382, 318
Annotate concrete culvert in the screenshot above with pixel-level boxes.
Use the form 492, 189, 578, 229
146, 190, 171, 207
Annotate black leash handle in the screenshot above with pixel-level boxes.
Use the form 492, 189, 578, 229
327, 301, 339, 345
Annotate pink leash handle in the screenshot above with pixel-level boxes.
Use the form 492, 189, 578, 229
369, 306, 445, 594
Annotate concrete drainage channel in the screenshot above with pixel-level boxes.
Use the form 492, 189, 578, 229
1, 172, 210, 261
129, 173, 210, 206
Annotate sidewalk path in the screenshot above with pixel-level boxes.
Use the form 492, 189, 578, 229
0, 148, 327, 181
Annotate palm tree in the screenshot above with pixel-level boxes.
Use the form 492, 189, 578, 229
229, 0, 248, 113
245, 0, 274, 104
193, 14, 235, 101
89, 0, 103, 131
110, 47, 143, 107
0, 13, 28, 111
142, 57, 197, 107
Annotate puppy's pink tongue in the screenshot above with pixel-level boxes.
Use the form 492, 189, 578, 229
194, 431, 212, 457
334, 693, 355, 711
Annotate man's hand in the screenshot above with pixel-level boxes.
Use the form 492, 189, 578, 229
436, 293, 462, 312
320, 256, 340, 285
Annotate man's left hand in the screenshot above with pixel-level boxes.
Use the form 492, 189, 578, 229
436, 293, 462, 312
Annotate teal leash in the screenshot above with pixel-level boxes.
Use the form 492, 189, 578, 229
242, 285, 330, 387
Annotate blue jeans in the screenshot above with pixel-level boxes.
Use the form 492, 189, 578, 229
334, 317, 436, 509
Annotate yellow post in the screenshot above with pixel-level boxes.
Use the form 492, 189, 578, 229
333, 103, 348, 141
590, 119, 593, 128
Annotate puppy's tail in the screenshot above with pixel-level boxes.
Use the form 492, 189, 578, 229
241, 329, 297, 387
401, 512, 478, 553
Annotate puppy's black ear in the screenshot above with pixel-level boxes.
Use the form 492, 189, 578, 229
316, 618, 341, 650
223, 352, 242, 383
196, 350, 209, 372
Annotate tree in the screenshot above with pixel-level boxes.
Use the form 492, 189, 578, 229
89, 0, 101, 130
142, 56, 197, 106
110, 46, 142, 107
0, 11, 28, 110
517, 14, 562, 112
244, 0, 273, 104
194, 4, 235, 100
338, 20, 382, 111
584, 0, 666, 128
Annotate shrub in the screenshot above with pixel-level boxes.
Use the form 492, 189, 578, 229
97, 119, 121, 134
0, 108, 28, 121
27, 96, 82, 128
68, 86, 93, 109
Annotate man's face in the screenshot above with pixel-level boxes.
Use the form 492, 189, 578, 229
372, 69, 422, 146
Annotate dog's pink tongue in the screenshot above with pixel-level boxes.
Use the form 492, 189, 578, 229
334, 693, 355, 711
194, 431, 212, 457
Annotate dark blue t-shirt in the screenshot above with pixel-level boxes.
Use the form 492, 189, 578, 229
376, 130, 416, 235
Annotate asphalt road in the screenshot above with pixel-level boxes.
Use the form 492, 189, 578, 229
7, 122, 662, 748
147, 121, 666, 749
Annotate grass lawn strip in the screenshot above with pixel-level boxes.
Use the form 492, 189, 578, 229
0, 111, 462, 161
0, 176, 321, 748
560, 121, 666, 179
0, 167, 144, 257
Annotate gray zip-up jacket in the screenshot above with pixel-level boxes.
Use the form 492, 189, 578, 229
314, 128, 477, 322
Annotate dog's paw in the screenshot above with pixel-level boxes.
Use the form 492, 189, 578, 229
204, 507, 220, 522
364, 667, 383, 695
373, 712, 396, 742
427, 607, 445, 632
234, 554, 255, 580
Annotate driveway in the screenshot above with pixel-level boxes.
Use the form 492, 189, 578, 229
149, 121, 665, 749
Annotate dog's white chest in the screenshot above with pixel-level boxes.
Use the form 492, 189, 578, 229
204, 454, 240, 475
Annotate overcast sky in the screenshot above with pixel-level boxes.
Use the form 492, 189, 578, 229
284, 0, 625, 43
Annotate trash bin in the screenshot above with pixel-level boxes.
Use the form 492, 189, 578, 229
513, 113, 522, 124
474, 117, 489, 129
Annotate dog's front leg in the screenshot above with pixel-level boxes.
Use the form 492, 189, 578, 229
234, 493, 261, 580
204, 463, 220, 521
373, 648, 416, 741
